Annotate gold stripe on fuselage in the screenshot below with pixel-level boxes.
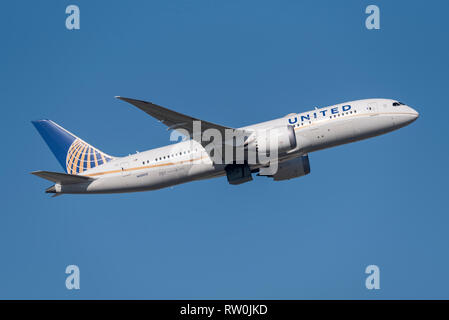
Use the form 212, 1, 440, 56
84, 155, 208, 177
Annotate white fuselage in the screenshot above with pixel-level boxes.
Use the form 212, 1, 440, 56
58, 98, 419, 194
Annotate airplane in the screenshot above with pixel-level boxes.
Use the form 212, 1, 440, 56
31, 97, 419, 195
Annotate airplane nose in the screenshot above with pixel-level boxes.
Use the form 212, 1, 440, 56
408, 106, 419, 121
392, 105, 419, 128
394, 106, 419, 127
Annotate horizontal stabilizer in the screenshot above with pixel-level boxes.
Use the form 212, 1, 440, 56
31, 170, 93, 185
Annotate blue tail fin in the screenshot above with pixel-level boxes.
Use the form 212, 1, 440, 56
32, 120, 114, 174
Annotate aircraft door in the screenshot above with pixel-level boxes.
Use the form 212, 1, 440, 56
120, 162, 130, 176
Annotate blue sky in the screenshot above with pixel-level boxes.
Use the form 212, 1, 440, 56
1, 0, 448, 299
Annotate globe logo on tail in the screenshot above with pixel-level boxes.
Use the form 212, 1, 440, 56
66, 139, 113, 174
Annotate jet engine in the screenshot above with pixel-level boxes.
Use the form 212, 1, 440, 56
246, 126, 297, 158
259, 154, 311, 181
225, 163, 253, 185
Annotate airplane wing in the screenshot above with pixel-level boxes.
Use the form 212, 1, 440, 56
116, 96, 251, 143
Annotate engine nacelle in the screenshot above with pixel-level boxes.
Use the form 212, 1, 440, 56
225, 164, 253, 185
259, 155, 311, 181
247, 126, 297, 158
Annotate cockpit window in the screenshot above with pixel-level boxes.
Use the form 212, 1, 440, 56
393, 101, 405, 106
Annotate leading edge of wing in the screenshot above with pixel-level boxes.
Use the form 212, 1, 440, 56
115, 96, 251, 137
